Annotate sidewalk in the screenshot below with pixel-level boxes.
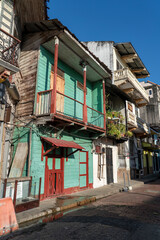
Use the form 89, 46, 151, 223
16, 179, 145, 227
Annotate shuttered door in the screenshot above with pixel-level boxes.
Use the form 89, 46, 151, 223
79, 151, 89, 189
56, 75, 65, 113
0, 0, 14, 55
106, 147, 114, 184
0, 0, 14, 34
50, 69, 65, 114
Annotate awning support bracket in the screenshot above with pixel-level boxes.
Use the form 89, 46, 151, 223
66, 149, 79, 158
43, 146, 55, 156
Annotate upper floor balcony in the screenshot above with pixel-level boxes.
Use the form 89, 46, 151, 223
114, 68, 149, 107
126, 100, 150, 136
0, 28, 20, 74
36, 87, 105, 132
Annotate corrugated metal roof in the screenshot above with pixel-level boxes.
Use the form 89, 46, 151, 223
24, 19, 112, 77
115, 42, 150, 78
41, 137, 84, 149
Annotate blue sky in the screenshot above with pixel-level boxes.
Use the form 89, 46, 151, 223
48, 0, 160, 85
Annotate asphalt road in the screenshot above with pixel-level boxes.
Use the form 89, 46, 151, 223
3, 179, 160, 240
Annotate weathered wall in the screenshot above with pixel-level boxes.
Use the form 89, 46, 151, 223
140, 83, 160, 127
84, 41, 114, 72
93, 137, 118, 188
14, 31, 59, 118
14, 0, 48, 35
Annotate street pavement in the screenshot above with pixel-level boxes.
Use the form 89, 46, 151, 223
2, 179, 160, 240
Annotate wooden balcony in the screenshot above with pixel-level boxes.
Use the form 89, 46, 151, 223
114, 68, 149, 106
36, 90, 105, 132
0, 28, 20, 74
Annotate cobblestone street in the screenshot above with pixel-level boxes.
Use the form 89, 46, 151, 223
3, 179, 160, 240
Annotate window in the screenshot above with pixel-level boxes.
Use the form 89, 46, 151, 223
77, 81, 84, 91
51, 66, 64, 78
116, 60, 123, 70
149, 89, 152, 95
77, 81, 87, 93
50, 66, 64, 89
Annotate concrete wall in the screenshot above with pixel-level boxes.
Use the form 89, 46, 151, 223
84, 42, 114, 72
140, 82, 160, 126
84, 41, 128, 72
93, 138, 118, 188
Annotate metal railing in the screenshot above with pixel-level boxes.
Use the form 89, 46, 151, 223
87, 106, 104, 128
0, 28, 21, 67
56, 91, 84, 121
36, 89, 105, 129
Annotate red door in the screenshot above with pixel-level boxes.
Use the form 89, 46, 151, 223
45, 156, 64, 198
79, 151, 89, 189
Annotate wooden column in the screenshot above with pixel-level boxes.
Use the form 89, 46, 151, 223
51, 36, 59, 114
83, 66, 87, 125
102, 80, 106, 130
28, 128, 32, 177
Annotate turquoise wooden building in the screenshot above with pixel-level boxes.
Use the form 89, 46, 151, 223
12, 19, 111, 199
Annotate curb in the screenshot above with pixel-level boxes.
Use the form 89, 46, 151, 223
17, 181, 145, 226
18, 197, 96, 226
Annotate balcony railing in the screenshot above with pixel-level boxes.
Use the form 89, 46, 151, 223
87, 106, 104, 128
56, 91, 84, 121
0, 28, 21, 67
36, 90, 104, 129
137, 117, 150, 133
114, 68, 148, 101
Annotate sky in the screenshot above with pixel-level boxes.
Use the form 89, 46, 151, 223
48, 0, 160, 85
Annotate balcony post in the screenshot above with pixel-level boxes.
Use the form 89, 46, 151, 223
51, 36, 59, 114
102, 80, 106, 130
83, 66, 87, 125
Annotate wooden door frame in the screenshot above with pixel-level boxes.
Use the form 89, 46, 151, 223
79, 150, 89, 189
44, 155, 64, 198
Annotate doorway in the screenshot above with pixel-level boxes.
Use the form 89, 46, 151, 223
146, 154, 149, 174
50, 67, 65, 114
79, 151, 89, 189
44, 155, 64, 198
106, 147, 114, 184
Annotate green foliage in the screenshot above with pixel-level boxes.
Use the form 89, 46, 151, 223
106, 110, 133, 140
125, 130, 133, 137
107, 122, 126, 139
106, 110, 124, 121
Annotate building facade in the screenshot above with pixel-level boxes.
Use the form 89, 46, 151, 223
4, 19, 111, 200
84, 41, 150, 185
